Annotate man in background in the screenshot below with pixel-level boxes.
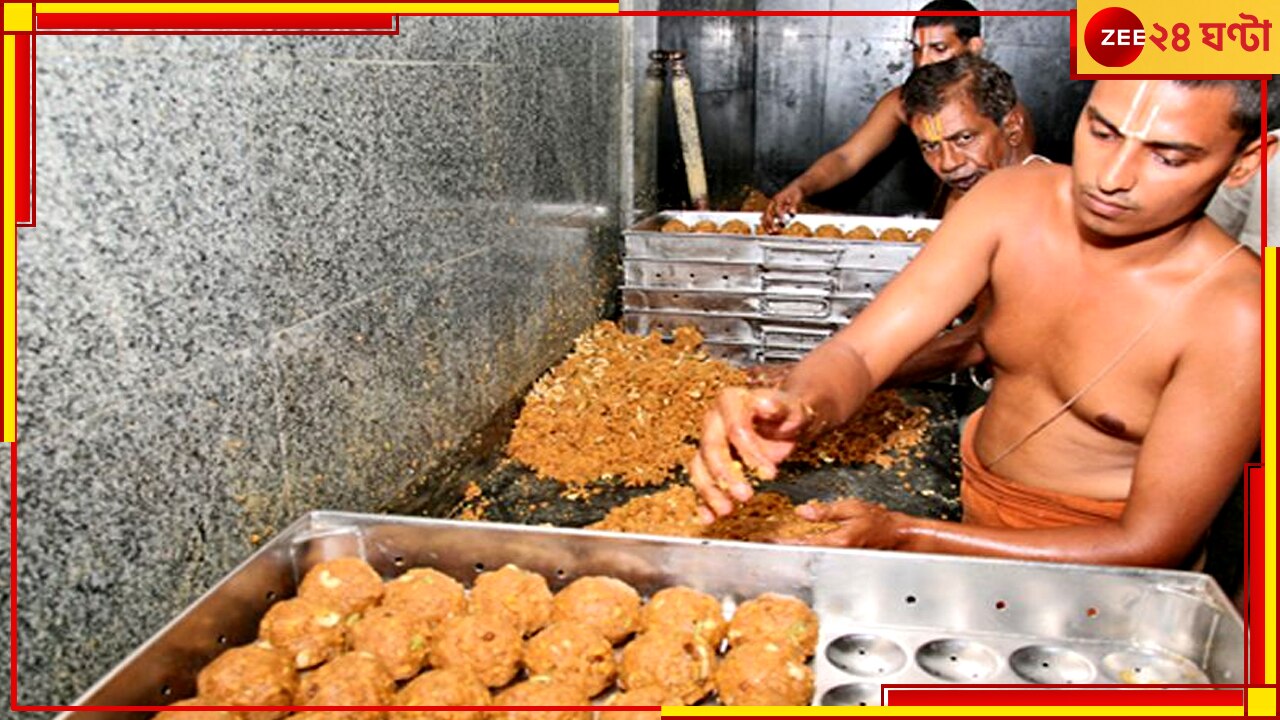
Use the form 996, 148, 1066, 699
751, 55, 1036, 388
761, 0, 1036, 231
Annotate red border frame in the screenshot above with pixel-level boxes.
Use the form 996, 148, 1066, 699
34, 12, 400, 32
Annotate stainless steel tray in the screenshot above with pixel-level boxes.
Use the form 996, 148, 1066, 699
627, 211, 938, 250
58, 512, 1242, 718
622, 212, 938, 365
622, 312, 841, 364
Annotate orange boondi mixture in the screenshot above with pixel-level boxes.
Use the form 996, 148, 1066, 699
508, 322, 747, 487
508, 322, 930, 487
589, 488, 838, 542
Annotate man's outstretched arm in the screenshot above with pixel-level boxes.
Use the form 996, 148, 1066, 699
797, 275, 1261, 568
691, 170, 1013, 518
762, 87, 907, 233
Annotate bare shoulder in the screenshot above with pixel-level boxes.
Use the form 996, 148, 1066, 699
881, 85, 906, 121
981, 160, 1067, 192
950, 161, 1069, 223
1183, 222, 1261, 357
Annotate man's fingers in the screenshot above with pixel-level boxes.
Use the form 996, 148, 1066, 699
728, 423, 778, 481
780, 526, 856, 548
688, 453, 738, 521
710, 389, 778, 482
696, 505, 717, 525
796, 498, 874, 522
697, 406, 737, 484
728, 391, 800, 479
752, 392, 790, 421
795, 503, 825, 521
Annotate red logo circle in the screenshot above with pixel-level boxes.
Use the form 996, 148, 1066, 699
1084, 7, 1145, 67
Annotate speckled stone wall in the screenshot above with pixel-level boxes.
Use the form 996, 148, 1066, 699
13, 17, 623, 706
657, 1, 1083, 215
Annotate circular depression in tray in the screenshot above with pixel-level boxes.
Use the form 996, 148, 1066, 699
1101, 648, 1210, 684
826, 634, 908, 677
915, 638, 1000, 682
1010, 645, 1096, 684
820, 683, 880, 706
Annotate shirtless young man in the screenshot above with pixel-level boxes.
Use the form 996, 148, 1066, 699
760, 0, 1036, 232
693, 80, 1266, 568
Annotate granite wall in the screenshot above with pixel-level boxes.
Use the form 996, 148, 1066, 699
10, 17, 623, 707
656, 0, 1085, 215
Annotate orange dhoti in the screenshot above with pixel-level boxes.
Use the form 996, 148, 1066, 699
960, 408, 1126, 529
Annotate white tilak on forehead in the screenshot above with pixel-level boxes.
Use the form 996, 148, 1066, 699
1117, 80, 1162, 141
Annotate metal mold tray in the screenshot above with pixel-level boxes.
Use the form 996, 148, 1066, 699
623, 212, 939, 364
58, 512, 1242, 718
626, 211, 938, 255
622, 312, 841, 364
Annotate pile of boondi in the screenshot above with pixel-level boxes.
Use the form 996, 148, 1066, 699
508, 321, 931, 486
508, 322, 746, 487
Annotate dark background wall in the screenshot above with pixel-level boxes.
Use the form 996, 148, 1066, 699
657, 1, 1085, 215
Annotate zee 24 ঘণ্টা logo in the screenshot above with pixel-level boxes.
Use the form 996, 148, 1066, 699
1084, 6, 1271, 67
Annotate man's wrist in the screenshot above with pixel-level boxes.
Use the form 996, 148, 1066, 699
884, 511, 915, 551
796, 396, 828, 441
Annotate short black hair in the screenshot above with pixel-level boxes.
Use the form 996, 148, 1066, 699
902, 55, 1018, 125
913, 0, 981, 41
1172, 78, 1271, 150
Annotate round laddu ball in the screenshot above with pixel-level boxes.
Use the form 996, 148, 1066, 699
152, 697, 245, 720
490, 676, 592, 720
719, 219, 752, 235
391, 668, 491, 720
297, 557, 384, 616
348, 606, 431, 680
638, 586, 727, 647
258, 597, 346, 669
382, 567, 466, 629
910, 227, 933, 243
551, 576, 641, 644
523, 622, 616, 697
780, 222, 813, 237
470, 564, 553, 637
690, 219, 719, 233
429, 611, 523, 687
618, 632, 716, 704
196, 642, 298, 720
813, 224, 843, 239
659, 219, 690, 233
878, 227, 910, 243
297, 651, 395, 720
603, 686, 684, 720
714, 641, 814, 706
844, 225, 877, 240
726, 593, 819, 658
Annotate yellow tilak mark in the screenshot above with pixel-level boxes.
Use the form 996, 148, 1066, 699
922, 115, 944, 143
